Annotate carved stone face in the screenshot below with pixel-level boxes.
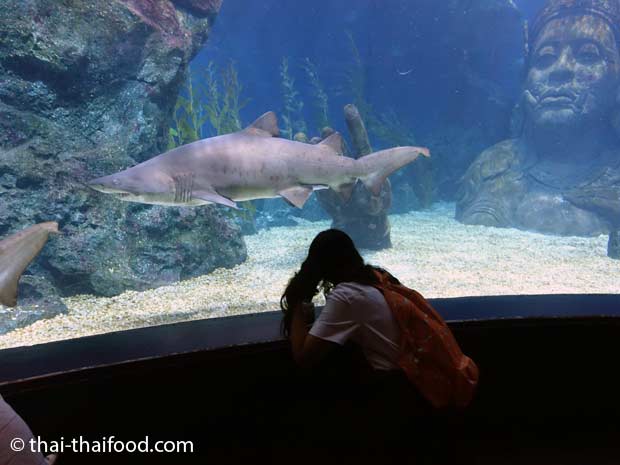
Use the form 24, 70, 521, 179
524, 15, 620, 129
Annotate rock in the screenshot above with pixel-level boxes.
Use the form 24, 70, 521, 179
256, 196, 327, 230
256, 201, 302, 230
391, 183, 422, 214
0, 276, 67, 335
318, 180, 392, 250
609, 231, 620, 259
317, 105, 393, 250
344, 104, 371, 157
45, 203, 247, 297
564, 167, 620, 230
172, 0, 222, 17
293, 132, 308, 143
0, 0, 247, 298
320, 127, 335, 139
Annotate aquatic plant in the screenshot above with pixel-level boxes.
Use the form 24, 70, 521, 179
169, 61, 249, 149
168, 74, 203, 148
202, 61, 248, 136
280, 57, 307, 139
302, 57, 330, 133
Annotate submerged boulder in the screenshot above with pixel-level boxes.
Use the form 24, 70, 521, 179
0, 0, 247, 298
46, 203, 246, 296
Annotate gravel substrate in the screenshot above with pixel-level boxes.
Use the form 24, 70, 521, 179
1, 202, 618, 349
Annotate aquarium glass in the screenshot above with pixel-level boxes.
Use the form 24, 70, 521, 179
1, 0, 619, 350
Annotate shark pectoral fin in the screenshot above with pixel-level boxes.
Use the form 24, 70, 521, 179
279, 186, 313, 208
193, 191, 239, 209
333, 182, 356, 203
0, 276, 19, 307
245, 111, 279, 137
319, 133, 344, 155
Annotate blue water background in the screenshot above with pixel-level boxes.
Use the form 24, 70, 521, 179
191, 0, 547, 201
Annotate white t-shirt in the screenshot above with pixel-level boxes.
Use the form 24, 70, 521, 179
309, 282, 401, 371
0, 395, 48, 465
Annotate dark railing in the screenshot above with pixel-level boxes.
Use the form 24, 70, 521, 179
0, 294, 619, 464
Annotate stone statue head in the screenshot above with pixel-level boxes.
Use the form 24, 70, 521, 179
523, 0, 620, 131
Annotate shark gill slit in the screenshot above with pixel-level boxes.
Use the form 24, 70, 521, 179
188, 174, 194, 203
174, 176, 180, 203
174, 174, 193, 204
174, 174, 184, 203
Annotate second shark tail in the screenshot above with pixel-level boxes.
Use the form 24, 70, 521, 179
357, 146, 430, 195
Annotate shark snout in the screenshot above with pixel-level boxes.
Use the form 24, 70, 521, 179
88, 175, 131, 195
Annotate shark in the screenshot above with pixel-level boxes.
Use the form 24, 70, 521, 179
0, 222, 59, 308
88, 111, 430, 209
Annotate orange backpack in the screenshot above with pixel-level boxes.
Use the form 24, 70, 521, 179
372, 270, 479, 409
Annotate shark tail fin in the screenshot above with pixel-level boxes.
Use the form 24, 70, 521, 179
358, 146, 430, 196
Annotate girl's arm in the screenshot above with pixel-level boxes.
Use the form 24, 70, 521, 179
289, 303, 338, 368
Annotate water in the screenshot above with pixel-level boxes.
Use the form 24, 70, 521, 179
0, 0, 618, 349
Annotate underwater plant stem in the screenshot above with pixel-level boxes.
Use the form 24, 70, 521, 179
303, 57, 330, 132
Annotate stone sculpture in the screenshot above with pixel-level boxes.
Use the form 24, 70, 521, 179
457, 0, 620, 242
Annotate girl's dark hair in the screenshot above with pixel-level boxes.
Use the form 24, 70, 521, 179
280, 229, 397, 335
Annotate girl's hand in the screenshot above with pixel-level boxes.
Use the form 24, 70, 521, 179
298, 302, 315, 325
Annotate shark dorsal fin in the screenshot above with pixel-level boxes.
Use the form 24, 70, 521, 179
245, 111, 279, 137
319, 132, 344, 155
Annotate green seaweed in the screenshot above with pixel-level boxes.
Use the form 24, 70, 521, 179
168, 74, 204, 148
202, 61, 248, 136
302, 57, 330, 132
169, 61, 249, 149
280, 57, 307, 139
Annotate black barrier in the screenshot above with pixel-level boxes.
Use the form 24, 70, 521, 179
1, 293, 619, 384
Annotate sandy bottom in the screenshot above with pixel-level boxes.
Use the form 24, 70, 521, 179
1, 202, 618, 350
